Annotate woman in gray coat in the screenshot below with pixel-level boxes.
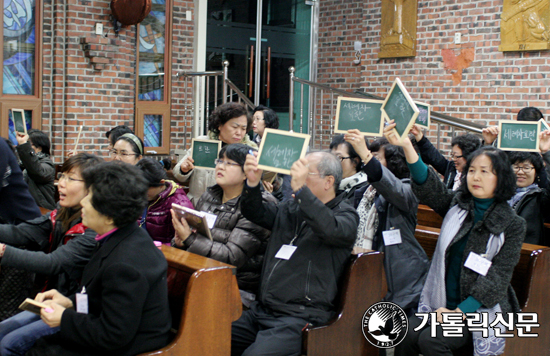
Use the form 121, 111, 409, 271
386, 121, 526, 356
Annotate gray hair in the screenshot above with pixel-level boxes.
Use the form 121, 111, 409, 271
308, 150, 343, 194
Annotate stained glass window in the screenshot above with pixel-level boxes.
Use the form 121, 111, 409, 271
8, 109, 31, 145
144, 114, 162, 147
3, 0, 36, 95
138, 0, 166, 101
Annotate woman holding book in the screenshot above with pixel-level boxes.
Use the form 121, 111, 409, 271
173, 102, 257, 204
0, 153, 103, 356
171, 143, 275, 306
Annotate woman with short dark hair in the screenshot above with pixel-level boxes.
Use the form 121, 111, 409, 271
252, 105, 279, 144
27, 161, 172, 356
172, 143, 274, 306
173, 102, 258, 204
110, 133, 143, 165
15, 129, 56, 210
136, 158, 193, 244
387, 119, 526, 356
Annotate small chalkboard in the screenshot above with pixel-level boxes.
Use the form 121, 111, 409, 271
539, 118, 550, 133
190, 139, 222, 170
414, 101, 431, 129
334, 97, 385, 136
497, 120, 540, 152
257, 129, 310, 174
12, 109, 26, 134
381, 78, 419, 141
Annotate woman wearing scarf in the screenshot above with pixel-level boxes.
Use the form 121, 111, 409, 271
386, 120, 525, 356
345, 131, 429, 315
329, 134, 369, 203
507, 151, 550, 246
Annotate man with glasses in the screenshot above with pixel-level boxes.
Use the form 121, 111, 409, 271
232, 151, 358, 356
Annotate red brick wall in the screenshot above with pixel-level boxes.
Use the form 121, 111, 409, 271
41, 0, 195, 162
315, 0, 550, 149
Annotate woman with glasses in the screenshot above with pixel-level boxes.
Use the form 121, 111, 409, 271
0, 153, 103, 356
410, 125, 481, 190
330, 134, 369, 202
110, 133, 143, 165
171, 144, 274, 306
252, 105, 279, 145
507, 151, 550, 246
173, 102, 257, 205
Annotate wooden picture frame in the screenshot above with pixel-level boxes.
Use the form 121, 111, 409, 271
381, 78, 419, 142
414, 101, 431, 129
190, 139, 222, 170
497, 120, 541, 152
257, 129, 311, 175
11, 109, 27, 134
334, 97, 385, 136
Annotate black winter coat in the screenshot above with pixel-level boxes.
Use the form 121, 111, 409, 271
512, 187, 550, 246
241, 183, 358, 325
416, 136, 457, 189
179, 184, 274, 294
16, 142, 56, 210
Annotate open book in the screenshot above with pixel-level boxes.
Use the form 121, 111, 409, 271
19, 298, 49, 315
172, 203, 217, 241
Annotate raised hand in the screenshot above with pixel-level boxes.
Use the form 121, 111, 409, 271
243, 151, 263, 187
409, 124, 424, 142
540, 130, 550, 153
290, 157, 309, 192
179, 156, 195, 174
482, 126, 499, 145
344, 129, 372, 163
15, 132, 29, 146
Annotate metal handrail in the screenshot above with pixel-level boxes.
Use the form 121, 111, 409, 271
225, 78, 255, 109
289, 68, 485, 149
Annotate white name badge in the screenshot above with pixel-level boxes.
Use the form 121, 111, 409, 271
76, 293, 88, 314
464, 251, 492, 276
275, 244, 297, 260
382, 229, 402, 246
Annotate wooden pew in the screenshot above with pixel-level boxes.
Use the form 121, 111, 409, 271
139, 245, 242, 356
414, 225, 550, 356
417, 204, 443, 228
302, 251, 387, 356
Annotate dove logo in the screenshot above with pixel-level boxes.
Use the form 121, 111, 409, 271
361, 302, 408, 348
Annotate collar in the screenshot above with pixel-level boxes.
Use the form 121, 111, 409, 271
95, 228, 118, 241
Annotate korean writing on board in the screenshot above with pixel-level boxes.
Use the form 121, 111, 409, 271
265, 144, 299, 168
342, 102, 373, 121
198, 146, 211, 154
503, 127, 536, 142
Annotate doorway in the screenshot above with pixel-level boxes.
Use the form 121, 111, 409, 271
205, 0, 313, 132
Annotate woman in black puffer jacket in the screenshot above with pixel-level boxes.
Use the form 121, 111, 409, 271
172, 144, 275, 305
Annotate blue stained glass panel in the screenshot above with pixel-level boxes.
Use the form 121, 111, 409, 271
138, 4, 166, 101
8, 109, 32, 145
144, 115, 162, 147
3, 0, 36, 95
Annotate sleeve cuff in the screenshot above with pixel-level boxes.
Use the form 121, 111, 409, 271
361, 158, 382, 182
457, 296, 482, 314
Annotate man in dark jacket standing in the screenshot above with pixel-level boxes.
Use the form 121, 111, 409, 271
232, 151, 358, 356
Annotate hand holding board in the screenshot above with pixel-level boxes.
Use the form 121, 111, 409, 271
497, 120, 540, 152
257, 129, 310, 175
190, 139, 222, 170
381, 78, 419, 141
334, 97, 384, 136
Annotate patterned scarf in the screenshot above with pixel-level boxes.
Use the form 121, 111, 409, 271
508, 183, 538, 209
355, 185, 378, 249
339, 171, 368, 193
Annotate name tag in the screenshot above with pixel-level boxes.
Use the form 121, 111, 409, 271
464, 252, 492, 276
76, 293, 88, 314
382, 229, 402, 246
275, 244, 297, 260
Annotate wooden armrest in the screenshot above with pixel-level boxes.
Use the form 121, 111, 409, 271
302, 252, 386, 356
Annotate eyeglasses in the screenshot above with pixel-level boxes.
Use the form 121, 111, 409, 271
450, 154, 463, 160
109, 149, 138, 158
512, 165, 534, 173
57, 173, 84, 183
253, 117, 265, 121
335, 156, 352, 162
215, 159, 242, 168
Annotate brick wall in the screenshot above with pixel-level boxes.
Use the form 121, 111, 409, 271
315, 0, 550, 149
41, 0, 195, 162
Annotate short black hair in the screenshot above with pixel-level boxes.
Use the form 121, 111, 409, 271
383, 144, 410, 179
219, 143, 255, 171
82, 161, 148, 228
451, 134, 481, 160
329, 134, 365, 173
457, 146, 516, 203
517, 107, 543, 122
507, 151, 544, 176
208, 102, 251, 135
106, 125, 133, 146
253, 105, 280, 129
115, 133, 144, 156
369, 137, 389, 153
136, 158, 167, 187
28, 129, 51, 156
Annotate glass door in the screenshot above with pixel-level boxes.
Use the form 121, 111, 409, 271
206, 0, 312, 132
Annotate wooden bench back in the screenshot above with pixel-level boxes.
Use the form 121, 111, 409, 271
139, 246, 242, 356
302, 252, 387, 356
